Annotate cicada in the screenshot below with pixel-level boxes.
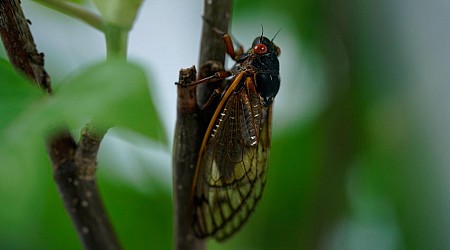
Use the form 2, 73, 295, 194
190, 31, 281, 240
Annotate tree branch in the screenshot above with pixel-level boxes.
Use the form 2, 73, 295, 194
173, 66, 204, 250
49, 129, 120, 250
0, 1, 120, 249
172, 1, 233, 249
196, 0, 233, 107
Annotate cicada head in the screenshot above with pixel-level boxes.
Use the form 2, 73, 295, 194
251, 36, 280, 57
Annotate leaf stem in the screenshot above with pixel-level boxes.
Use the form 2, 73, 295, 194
104, 25, 128, 60
33, 0, 129, 60
32, 0, 103, 31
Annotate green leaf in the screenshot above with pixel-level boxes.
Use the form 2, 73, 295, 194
0, 60, 165, 176
49, 60, 166, 144
2, 59, 166, 151
0, 60, 51, 223
93, 0, 143, 29
0, 59, 44, 131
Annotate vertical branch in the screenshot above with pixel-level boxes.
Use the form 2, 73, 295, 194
0, 1, 121, 249
173, 67, 204, 250
196, 0, 233, 106
172, 1, 232, 250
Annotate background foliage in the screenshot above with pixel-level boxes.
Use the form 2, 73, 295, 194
1, 0, 449, 249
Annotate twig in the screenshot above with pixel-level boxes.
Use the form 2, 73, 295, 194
173, 66, 204, 250
0, 1, 120, 249
172, 1, 233, 250
49, 129, 120, 250
197, 0, 233, 106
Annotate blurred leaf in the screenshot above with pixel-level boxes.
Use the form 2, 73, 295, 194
0, 58, 44, 130
0, 59, 51, 204
48, 60, 166, 144
93, 0, 143, 29
1, 59, 166, 182
0, 60, 51, 248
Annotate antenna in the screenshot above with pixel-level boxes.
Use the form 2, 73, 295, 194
271, 28, 282, 42
260, 24, 264, 39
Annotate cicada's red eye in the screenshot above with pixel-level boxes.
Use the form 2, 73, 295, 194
253, 43, 268, 54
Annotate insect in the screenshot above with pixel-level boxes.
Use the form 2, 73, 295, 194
188, 29, 280, 240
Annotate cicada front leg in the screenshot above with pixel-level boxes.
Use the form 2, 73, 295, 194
223, 34, 244, 60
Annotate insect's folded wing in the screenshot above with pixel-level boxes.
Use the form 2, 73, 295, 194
193, 87, 272, 240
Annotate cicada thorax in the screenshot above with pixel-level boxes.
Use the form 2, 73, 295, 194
191, 33, 280, 240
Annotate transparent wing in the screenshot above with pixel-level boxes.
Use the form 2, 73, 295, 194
192, 76, 272, 240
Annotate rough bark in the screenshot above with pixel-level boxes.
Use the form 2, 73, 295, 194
0, 0, 51, 93
173, 66, 204, 250
172, 1, 233, 249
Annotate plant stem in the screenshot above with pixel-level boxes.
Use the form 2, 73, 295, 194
32, 0, 129, 60
104, 25, 128, 60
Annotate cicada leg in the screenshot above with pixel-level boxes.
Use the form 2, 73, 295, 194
176, 67, 231, 118
199, 88, 221, 111
223, 34, 244, 60
177, 71, 231, 88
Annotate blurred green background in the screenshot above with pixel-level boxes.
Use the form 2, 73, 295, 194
1, 0, 449, 249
